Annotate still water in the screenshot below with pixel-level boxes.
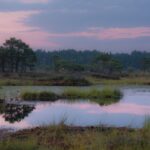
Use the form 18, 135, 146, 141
0, 85, 150, 130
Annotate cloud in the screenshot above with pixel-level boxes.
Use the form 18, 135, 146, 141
0, 11, 59, 48
0, 11, 39, 33
43, 27, 150, 40
46, 27, 150, 40
97, 27, 150, 40
19, 0, 49, 4
4, 0, 49, 4
0, 0, 150, 51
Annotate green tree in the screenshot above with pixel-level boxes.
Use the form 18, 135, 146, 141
142, 57, 150, 72
94, 53, 112, 73
52, 55, 63, 71
3, 37, 36, 73
0, 46, 7, 72
109, 59, 123, 74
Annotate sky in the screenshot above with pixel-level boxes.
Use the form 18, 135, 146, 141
0, 0, 150, 52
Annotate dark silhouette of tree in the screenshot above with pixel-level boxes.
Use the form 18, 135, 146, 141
109, 59, 123, 74
0, 46, 7, 72
3, 104, 35, 123
94, 53, 111, 73
0, 37, 36, 73
142, 56, 150, 72
93, 53, 123, 74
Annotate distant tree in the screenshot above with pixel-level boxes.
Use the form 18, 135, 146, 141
0, 46, 7, 72
109, 59, 123, 74
52, 55, 63, 71
93, 53, 123, 74
94, 53, 112, 73
142, 56, 150, 72
52, 55, 84, 72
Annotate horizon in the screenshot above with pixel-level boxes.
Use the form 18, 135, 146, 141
35, 48, 150, 55
0, 0, 150, 53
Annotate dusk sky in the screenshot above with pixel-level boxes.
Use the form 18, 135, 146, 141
0, 0, 150, 52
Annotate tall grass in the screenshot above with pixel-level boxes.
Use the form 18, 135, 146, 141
62, 87, 122, 99
143, 117, 150, 130
0, 139, 47, 150
1, 120, 149, 150
62, 87, 122, 105
21, 88, 122, 105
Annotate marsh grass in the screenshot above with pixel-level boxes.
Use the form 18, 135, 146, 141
88, 76, 150, 85
62, 87, 122, 105
21, 91, 58, 101
143, 117, 150, 130
1, 119, 150, 150
0, 75, 91, 86
0, 139, 39, 150
21, 88, 122, 104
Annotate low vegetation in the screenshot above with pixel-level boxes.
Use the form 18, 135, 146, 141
88, 76, 150, 85
0, 74, 91, 86
21, 91, 58, 101
0, 72, 149, 86
62, 88, 122, 103
0, 119, 149, 150
21, 88, 122, 105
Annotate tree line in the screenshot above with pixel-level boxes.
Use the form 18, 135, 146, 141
0, 37, 150, 74
36, 49, 150, 73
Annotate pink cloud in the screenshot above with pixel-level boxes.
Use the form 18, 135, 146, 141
4, 0, 49, 4
47, 27, 150, 40
89, 103, 150, 116
19, 0, 49, 3
55, 102, 150, 116
1, 10, 150, 49
0, 11, 59, 48
99, 27, 150, 40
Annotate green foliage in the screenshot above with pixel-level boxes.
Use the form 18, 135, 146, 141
36, 49, 150, 73
142, 56, 150, 71
62, 88, 87, 99
0, 37, 36, 73
92, 52, 123, 74
21, 91, 58, 101
144, 117, 150, 131
62, 88, 122, 105
52, 55, 85, 72
21, 88, 122, 105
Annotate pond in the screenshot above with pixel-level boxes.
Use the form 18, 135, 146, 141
0, 85, 150, 130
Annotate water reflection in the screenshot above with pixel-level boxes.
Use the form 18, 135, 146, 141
0, 86, 150, 130
0, 103, 35, 123
0, 103, 5, 114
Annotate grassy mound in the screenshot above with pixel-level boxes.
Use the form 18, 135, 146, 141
62, 88, 122, 105
21, 91, 58, 101
21, 88, 122, 105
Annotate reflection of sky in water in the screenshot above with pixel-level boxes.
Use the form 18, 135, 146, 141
0, 85, 150, 130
